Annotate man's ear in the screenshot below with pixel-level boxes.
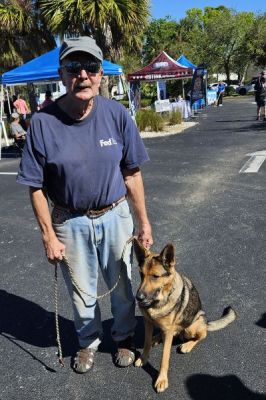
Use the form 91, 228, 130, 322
133, 238, 150, 265
159, 243, 175, 272
58, 67, 66, 86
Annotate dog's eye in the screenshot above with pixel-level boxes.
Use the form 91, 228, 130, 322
151, 275, 160, 280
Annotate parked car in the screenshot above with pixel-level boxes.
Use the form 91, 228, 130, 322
236, 77, 258, 95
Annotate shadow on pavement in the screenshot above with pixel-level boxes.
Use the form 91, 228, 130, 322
0, 289, 77, 358
0, 290, 148, 364
256, 312, 266, 328
186, 374, 266, 400
0, 145, 22, 158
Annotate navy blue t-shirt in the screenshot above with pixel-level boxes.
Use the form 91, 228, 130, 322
17, 95, 149, 210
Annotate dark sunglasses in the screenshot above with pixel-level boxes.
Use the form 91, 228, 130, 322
62, 61, 101, 75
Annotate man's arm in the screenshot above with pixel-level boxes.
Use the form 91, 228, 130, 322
29, 187, 65, 262
123, 167, 153, 249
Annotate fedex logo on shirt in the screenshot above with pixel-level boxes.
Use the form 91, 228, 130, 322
99, 138, 117, 147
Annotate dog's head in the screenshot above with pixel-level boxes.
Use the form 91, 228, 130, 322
134, 238, 176, 308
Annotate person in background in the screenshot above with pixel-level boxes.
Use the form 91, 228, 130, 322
217, 81, 225, 107
10, 112, 27, 149
40, 90, 54, 109
13, 94, 30, 120
17, 36, 153, 374
254, 71, 266, 121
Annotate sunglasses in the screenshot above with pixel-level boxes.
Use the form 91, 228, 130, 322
62, 61, 101, 75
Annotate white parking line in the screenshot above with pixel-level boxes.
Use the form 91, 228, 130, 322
239, 151, 266, 173
0, 172, 17, 175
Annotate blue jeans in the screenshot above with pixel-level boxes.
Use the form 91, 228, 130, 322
52, 200, 136, 349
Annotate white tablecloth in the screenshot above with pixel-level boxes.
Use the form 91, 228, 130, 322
171, 100, 191, 119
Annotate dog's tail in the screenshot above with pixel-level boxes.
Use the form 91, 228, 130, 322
207, 306, 236, 332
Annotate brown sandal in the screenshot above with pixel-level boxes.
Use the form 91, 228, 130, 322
115, 337, 135, 367
73, 347, 96, 373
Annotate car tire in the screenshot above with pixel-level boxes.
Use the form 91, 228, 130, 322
239, 88, 246, 95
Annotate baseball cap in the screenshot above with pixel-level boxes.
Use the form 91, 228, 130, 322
261, 70, 266, 75
11, 112, 19, 119
59, 36, 103, 62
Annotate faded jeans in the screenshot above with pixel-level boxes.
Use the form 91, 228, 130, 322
52, 200, 136, 349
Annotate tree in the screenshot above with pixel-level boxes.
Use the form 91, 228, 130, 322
38, 0, 149, 59
38, 0, 150, 97
0, 0, 55, 73
142, 17, 181, 64
179, 6, 259, 83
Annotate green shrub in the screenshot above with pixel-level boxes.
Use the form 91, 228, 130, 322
140, 98, 153, 108
225, 86, 236, 96
136, 109, 165, 132
168, 110, 182, 125
118, 99, 129, 107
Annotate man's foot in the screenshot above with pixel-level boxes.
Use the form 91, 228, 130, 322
256, 116, 260, 120
114, 337, 135, 367
73, 347, 97, 373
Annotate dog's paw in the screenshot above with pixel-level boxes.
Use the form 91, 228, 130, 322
135, 357, 144, 367
179, 342, 193, 353
155, 375, 169, 392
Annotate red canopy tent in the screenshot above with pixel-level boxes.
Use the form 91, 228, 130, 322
127, 51, 193, 81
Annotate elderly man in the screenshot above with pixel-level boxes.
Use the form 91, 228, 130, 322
17, 36, 153, 373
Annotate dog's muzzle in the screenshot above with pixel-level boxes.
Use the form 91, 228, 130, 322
136, 289, 159, 308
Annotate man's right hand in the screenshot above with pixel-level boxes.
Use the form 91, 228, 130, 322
43, 234, 66, 263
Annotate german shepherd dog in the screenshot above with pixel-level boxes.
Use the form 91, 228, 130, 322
133, 239, 236, 393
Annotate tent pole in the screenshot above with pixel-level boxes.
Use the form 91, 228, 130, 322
0, 84, 3, 120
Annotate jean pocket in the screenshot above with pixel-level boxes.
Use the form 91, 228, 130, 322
114, 201, 131, 218
52, 208, 71, 226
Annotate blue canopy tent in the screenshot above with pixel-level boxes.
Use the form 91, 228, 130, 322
0, 48, 123, 153
176, 54, 197, 70
1, 47, 123, 85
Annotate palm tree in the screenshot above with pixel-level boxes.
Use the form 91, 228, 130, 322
38, 0, 150, 96
0, 0, 56, 73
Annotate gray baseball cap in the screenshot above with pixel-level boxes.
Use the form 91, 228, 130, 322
59, 36, 103, 62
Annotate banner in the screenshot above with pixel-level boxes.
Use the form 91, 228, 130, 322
129, 81, 141, 118
190, 64, 206, 106
156, 80, 166, 100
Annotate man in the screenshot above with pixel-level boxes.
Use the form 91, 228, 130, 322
17, 36, 153, 373
40, 90, 54, 109
254, 71, 266, 121
10, 112, 27, 149
216, 81, 225, 107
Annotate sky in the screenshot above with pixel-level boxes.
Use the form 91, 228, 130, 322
151, 0, 265, 20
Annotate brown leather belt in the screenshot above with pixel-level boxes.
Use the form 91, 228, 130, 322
54, 196, 126, 218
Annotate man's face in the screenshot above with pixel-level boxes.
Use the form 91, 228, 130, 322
59, 52, 103, 101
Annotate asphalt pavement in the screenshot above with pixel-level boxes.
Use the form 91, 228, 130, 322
0, 97, 266, 400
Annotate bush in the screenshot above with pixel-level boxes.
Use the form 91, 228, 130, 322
136, 109, 165, 132
168, 109, 182, 125
118, 99, 129, 107
140, 98, 153, 108
225, 86, 236, 96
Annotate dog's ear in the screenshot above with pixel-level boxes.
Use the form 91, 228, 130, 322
133, 238, 150, 265
159, 243, 175, 272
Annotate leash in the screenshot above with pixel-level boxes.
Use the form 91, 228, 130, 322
54, 236, 134, 366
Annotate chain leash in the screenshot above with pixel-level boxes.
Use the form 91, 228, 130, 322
54, 236, 134, 366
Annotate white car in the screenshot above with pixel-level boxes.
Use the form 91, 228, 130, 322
208, 82, 227, 91
236, 78, 258, 95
